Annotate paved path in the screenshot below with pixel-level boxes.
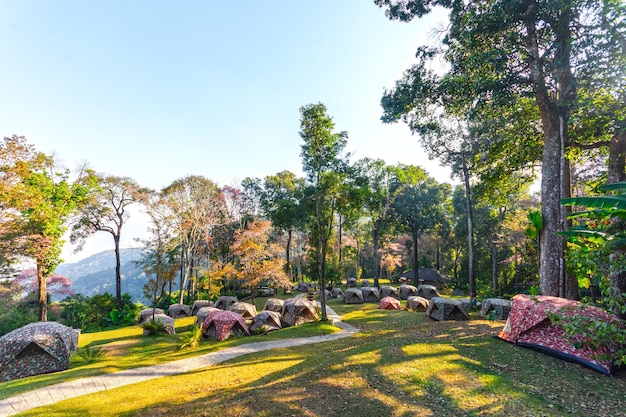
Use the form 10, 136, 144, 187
0, 309, 358, 417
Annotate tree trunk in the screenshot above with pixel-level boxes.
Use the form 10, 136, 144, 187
412, 227, 419, 285
461, 156, 476, 299
490, 238, 498, 297
37, 262, 47, 321
286, 228, 292, 280
114, 233, 122, 309
608, 132, 626, 183
372, 222, 380, 288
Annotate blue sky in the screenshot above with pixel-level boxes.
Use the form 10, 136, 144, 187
1, 1, 451, 261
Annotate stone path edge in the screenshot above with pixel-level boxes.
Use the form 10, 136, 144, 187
0, 315, 358, 417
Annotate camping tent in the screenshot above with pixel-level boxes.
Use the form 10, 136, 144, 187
263, 298, 284, 312
168, 304, 191, 319
249, 311, 282, 333
295, 281, 314, 292
380, 296, 401, 310
426, 297, 470, 321
0, 322, 75, 382
479, 298, 512, 320
416, 284, 440, 299
281, 298, 319, 327
195, 307, 221, 325
201, 310, 250, 341
406, 296, 430, 312
143, 314, 176, 335
138, 308, 164, 323
497, 294, 623, 375
191, 300, 214, 315
215, 296, 238, 311
399, 285, 418, 300
362, 287, 380, 302
344, 288, 364, 304
347, 278, 357, 288
331, 288, 344, 299
231, 302, 257, 319
380, 286, 400, 300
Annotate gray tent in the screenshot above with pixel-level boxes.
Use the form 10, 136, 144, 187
479, 298, 512, 320
400, 268, 451, 288
168, 304, 191, 319
215, 296, 238, 311
344, 288, 364, 304
426, 297, 469, 321
191, 300, 215, 315
231, 302, 257, 319
347, 277, 357, 288
138, 308, 164, 323
361, 287, 380, 302
249, 310, 282, 333
399, 284, 418, 300
416, 284, 440, 299
0, 322, 75, 382
143, 314, 176, 335
281, 298, 319, 327
380, 286, 400, 300
331, 288, 344, 299
406, 296, 430, 312
263, 298, 284, 312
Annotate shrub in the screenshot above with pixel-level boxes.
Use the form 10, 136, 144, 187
178, 325, 202, 350
142, 318, 168, 335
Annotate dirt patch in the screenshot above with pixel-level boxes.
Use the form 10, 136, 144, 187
103, 340, 139, 356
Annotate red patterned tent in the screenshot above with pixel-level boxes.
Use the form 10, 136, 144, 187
201, 310, 250, 341
380, 296, 401, 310
497, 294, 623, 375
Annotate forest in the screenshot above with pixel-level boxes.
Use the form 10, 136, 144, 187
1, 0, 625, 338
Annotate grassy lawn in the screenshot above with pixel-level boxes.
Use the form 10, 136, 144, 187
5, 297, 626, 417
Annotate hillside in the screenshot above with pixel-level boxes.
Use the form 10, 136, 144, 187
56, 248, 152, 305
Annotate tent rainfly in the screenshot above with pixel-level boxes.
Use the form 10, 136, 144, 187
497, 294, 623, 375
231, 302, 257, 319
380, 296, 401, 310
0, 322, 75, 382
406, 296, 430, 312
195, 307, 221, 325
168, 304, 192, 319
215, 296, 238, 311
249, 310, 282, 333
380, 286, 400, 300
344, 288, 364, 304
143, 314, 176, 335
281, 298, 319, 327
399, 285, 418, 300
191, 300, 214, 315
479, 298, 512, 320
362, 287, 380, 303
263, 298, 284, 312
138, 308, 164, 324
201, 310, 250, 341
426, 297, 470, 321
331, 288, 344, 299
295, 281, 314, 292
347, 278, 358, 288
416, 284, 440, 299
399, 267, 452, 288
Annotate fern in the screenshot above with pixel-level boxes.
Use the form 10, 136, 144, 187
178, 325, 202, 350
76, 346, 106, 363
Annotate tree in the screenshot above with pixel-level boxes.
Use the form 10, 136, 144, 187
261, 171, 307, 281
0, 135, 90, 320
299, 103, 349, 320
71, 174, 148, 309
14, 269, 73, 299
226, 220, 291, 299
392, 175, 449, 281
162, 175, 226, 305
376, 0, 626, 297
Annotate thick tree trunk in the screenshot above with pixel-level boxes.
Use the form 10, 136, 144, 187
412, 228, 419, 284
286, 228, 292, 280
608, 132, 626, 183
37, 262, 47, 321
461, 157, 476, 299
491, 238, 498, 297
372, 222, 380, 288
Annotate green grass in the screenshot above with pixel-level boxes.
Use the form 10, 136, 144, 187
6, 300, 626, 417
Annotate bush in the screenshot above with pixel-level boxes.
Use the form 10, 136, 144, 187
142, 318, 168, 335
61, 293, 141, 332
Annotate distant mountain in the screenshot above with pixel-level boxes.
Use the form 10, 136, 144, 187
56, 248, 152, 304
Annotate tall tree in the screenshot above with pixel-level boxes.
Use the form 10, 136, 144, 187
71, 174, 148, 309
299, 103, 348, 320
376, 0, 625, 297
392, 175, 449, 281
0, 135, 90, 320
261, 171, 307, 281
162, 175, 226, 305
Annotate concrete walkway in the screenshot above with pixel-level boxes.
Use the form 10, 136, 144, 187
0, 308, 358, 417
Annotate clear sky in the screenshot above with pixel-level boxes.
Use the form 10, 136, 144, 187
1, 1, 452, 262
